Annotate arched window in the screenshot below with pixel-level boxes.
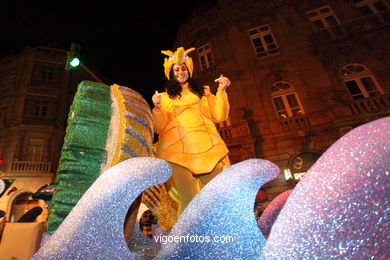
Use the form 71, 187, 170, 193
271, 81, 305, 119
339, 63, 383, 100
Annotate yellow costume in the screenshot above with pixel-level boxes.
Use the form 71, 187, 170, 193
153, 83, 229, 174
153, 47, 231, 216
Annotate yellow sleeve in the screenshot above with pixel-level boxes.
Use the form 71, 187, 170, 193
152, 93, 169, 134
204, 86, 230, 123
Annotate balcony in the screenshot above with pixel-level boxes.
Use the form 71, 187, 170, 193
348, 95, 390, 115
274, 114, 311, 132
218, 121, 252, 143
10, 160, 51, 173
218, 121, 256, 162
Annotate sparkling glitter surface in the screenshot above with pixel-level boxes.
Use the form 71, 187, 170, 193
262, 117, 390, 259
257, 189, 292, 234
156, 159, 280, 259
31, 157, 171, 260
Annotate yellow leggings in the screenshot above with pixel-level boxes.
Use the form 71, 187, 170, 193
165, 156, 230, 216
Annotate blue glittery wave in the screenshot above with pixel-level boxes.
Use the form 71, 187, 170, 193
123, 100, 152, 122
125, 111, 153, 141
31, 157, 172, 259
156, 159, 280, 259
125, 127, 151, 155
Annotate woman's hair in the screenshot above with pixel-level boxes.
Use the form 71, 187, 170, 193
166, 68, 205, 99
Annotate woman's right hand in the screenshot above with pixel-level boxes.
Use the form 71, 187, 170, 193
152, 90, 161, 109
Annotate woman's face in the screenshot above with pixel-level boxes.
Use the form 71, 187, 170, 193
172, 63, 189, 85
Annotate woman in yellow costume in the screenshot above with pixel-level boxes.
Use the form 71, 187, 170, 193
152, 47, 231, 216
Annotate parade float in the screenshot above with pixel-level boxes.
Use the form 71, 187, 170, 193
1, 63, 388, 258
25, 79, 390, 259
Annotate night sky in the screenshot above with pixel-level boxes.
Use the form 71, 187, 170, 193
0, 0, 216, 101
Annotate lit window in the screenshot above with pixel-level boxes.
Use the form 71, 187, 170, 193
339, 64, 383, 99
248, 25, 279, 57
306, 6, 345, 39
197, 43, 215, 71
271, 81, 304, 119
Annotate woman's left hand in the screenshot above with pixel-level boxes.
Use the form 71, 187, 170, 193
215, 74, 231, 91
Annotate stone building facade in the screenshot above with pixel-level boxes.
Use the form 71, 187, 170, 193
173, 0, 390, 199
0, 44, 104, 223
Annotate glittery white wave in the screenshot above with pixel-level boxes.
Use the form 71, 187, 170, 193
156, 159, 280, 259
31, 157, 171, 260
262, 117, 390, 259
